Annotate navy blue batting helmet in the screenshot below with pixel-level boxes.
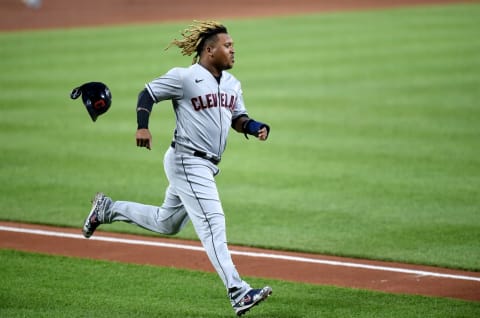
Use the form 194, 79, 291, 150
70, 82, 112, 122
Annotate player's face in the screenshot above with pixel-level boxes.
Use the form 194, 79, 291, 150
211, 33, 235, 70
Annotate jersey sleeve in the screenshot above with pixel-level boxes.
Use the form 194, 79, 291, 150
145, 67, 183, 103
232, 84, 248, 120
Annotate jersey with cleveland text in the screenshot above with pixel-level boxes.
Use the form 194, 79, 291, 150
146, 63, 248, 159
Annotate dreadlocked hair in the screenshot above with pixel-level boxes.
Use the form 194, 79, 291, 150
166, 20, 227, 64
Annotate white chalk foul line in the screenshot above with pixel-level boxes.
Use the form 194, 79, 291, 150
1, 225, 479, 283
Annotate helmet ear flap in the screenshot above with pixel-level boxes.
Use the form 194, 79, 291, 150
70, 82, 112, 122
70, 87, 82, 99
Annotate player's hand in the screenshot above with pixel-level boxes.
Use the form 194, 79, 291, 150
136, 128, 152, 150
257, 127, 268, 141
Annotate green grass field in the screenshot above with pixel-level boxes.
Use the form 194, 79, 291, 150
1, 3, 480, 317
1, 249, 479, 318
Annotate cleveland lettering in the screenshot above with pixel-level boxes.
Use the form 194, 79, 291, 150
191, 93, 237, 111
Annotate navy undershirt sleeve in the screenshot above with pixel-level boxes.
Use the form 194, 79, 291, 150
137, 88, 154, 129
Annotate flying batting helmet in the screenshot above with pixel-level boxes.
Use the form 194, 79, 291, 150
70, 82, 112, 122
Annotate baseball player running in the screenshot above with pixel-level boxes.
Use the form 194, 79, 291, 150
82, 21, 272, 316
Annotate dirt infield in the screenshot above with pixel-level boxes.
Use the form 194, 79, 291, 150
1, 0, 479, 304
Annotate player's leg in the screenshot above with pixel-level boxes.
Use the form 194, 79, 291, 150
82, 148, 189, 237
172, 155, 251, 304
82, 185, 189, 236
105, 185, 189, 235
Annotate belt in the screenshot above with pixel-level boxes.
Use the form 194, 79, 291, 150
171, 142, 220, 165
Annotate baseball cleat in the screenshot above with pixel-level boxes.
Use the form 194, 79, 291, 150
233, 286, 272, 316
82, 192, 106, 238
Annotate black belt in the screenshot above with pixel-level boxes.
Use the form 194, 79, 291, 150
171, 142, 220, 165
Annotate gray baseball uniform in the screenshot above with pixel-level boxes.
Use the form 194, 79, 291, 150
101, 63, 252, 304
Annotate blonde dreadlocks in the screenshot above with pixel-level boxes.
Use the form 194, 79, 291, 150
166, 20, 228, 64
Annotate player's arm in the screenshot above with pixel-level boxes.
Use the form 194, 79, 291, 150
232, 115, 270, 141
136, 88, 155, 150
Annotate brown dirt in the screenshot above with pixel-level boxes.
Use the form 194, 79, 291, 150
1, 221, 480, 302
0, 0, 477, 31
1, 0, 479, 304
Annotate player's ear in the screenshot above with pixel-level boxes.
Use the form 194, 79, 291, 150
206, 46, 213, 56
